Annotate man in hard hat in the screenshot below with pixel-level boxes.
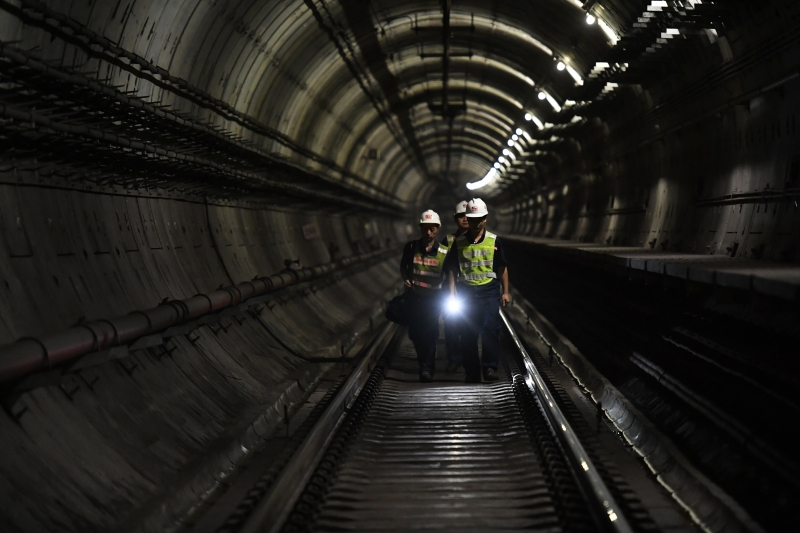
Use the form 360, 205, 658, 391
400, 210, 450, 382
445, 198, 511, 383
442, 200, 470, 374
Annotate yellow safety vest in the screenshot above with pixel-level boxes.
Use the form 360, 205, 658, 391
444, 232, 464, 246
457, 231, 497, 286
411, 241, 450, 295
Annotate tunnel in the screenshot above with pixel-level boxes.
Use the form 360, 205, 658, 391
0, 0, 798, 531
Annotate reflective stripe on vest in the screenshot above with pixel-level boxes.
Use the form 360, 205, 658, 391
413, 269, 443, 277
412, 279, 442, 289
462, 272, 497, 281
411, 242, 450, 294
460, 259, 494, 269
413, 257, 441, 266
462, 248, 493, 258
457, 231, 497, 286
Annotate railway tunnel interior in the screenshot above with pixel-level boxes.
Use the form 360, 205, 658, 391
1, 0, 799, 531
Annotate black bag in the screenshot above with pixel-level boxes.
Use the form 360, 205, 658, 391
385, 290, 413, 326
386, 242, 417, 325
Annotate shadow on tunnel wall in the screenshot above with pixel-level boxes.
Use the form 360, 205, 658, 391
0, 186, 403, 531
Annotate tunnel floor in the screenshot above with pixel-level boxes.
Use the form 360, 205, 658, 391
181, 316, 698, 533
294, 340, 562, 532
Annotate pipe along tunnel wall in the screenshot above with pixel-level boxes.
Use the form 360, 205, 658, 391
0, 185, 402, 531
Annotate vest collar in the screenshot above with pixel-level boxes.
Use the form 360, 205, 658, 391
462, 228, 492, 245
416, 238, 439, 255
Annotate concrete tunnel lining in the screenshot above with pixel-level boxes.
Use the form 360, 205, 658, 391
0, 185, 402, 530
1, 0, 800, 530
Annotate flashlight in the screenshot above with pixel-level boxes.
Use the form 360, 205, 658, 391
445, 295, 462, 314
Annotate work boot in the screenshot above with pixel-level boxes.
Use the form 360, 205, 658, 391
420, 370, 433, 383
482, 368, 499, 381
445, 362, 460, 374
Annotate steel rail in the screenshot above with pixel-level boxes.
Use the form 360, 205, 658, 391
239, 321, 400, 533
232, 326, 638, 532
0, 248, 398, 385
500, 308, 634, 533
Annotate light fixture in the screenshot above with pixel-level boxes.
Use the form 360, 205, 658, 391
557, 61, 566, 71
507, 140, 514, 146
586, 14, 596, 25
525, 113, 544, 129
566, 64, 584, 86
515, 128, 523, 135
493, 162, 501, 169
503, 149, 511, 156
539, 90, 562, 112
466, 168, 497, 190
512, 134, 518, 141
498, 156, 506, 163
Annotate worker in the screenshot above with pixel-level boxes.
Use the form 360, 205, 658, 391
445, 198, 511, 383
400, 210, 450, 382
442, 200, 470, 373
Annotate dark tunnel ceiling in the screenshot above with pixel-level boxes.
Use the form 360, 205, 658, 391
266, 0, 613, 200
0, 0, 724, 208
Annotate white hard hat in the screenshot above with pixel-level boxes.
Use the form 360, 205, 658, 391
454, 200, 468, 215
465, 198, 488, 218
419, 209, 442, 225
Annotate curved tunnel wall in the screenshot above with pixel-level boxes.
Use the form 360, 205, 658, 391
0, 184, 400, 531
2, 1, 800, 531
493, 4, 800, 262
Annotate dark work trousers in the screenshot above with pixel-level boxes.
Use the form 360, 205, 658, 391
443, 313, 462, 365
407, 293, 442, 376
459, 282, 501, 380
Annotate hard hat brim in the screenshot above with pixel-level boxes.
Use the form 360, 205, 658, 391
465, 212, 488, 218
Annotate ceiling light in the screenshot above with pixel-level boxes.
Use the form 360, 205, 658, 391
493, 162, 501, 169
586, 14, 596, 25
503, 149, 511, 156
498, 156, 506, 163
512, 134, 519, 141
566, 65, 584, 86
544, 93, 562, 112
538, 92, 546, 100
527, 113, 544, 129
524, 113, 532, 121
507, 140, 514, 146
557, 61, 566, 71
466, 168, 497, 190
515, 128, 523, 135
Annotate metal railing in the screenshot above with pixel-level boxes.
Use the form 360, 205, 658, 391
500, 308, 634, 533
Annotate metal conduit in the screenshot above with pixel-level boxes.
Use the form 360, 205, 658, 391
0, 247, 397, 384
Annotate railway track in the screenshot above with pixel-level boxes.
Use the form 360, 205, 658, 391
209, 313, 642, 533
504, 245, 800, 530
